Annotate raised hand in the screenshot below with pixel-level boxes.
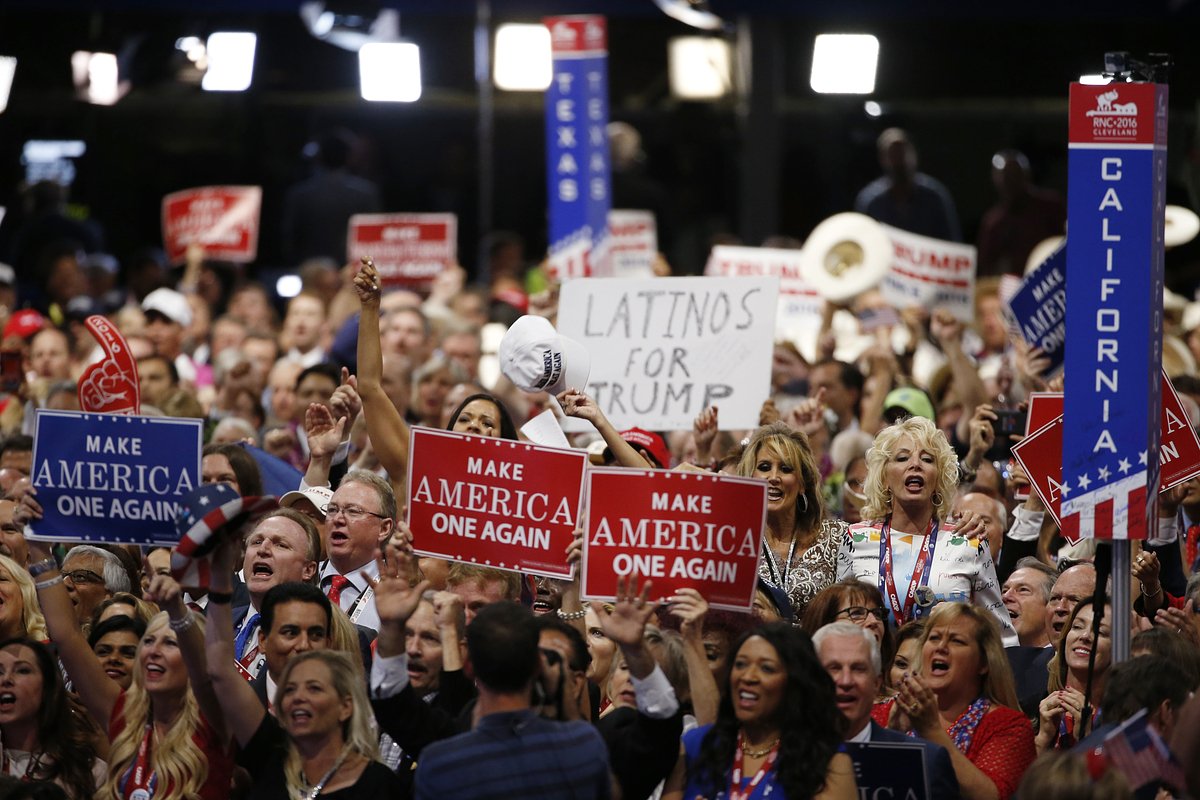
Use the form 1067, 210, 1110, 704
353, 257, 382, 307
667, 588, 709, 641
329, 367, 362, 425
304, 403, 347, 461
590, 573, 659, 649
368, 538, 430, 629
557, 388, 602, 424
693, 406, 719, 461
786, 387, 827, 438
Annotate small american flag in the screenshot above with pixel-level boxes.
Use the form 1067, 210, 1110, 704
1102, 709, 1185, 792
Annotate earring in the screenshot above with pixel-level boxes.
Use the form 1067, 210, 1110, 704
799, 494, 809, 514
931, 492, 943, 506
884, 488, 893, 505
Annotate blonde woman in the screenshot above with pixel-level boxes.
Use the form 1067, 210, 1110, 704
31, 547, 234, 800
737, 422, 847, 618
836, 416, 1016, 645
886, 602, 1035, 800
200, 535, 404, 799
0, 554, 47, 641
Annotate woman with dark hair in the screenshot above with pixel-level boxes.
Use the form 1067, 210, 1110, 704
1036, 595, 1112, 753
736, 422, 847, 618
887, 601, 1034, 800
837, 416, 1014, 643
663, 623, 857, 799
352, 258, 519, 485
87, 615, 146, 691
0, 638, 103, 798
201, 442, 264, 497
802, 579, 895, 685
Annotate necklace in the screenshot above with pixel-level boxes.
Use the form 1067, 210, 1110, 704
764, 533, 799, 586
300, 747, 352, 800
738, 731, 780, 759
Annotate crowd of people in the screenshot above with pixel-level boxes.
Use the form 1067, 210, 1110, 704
0, 123, 1193, 800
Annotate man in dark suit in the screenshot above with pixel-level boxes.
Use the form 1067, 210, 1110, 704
814, 621, 960, 799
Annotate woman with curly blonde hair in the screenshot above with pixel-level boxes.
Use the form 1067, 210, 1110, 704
836, 416, 1016, 644
737, 421, 848, 618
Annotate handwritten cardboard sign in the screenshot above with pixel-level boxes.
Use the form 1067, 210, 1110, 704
30, 411, 202, 546
161, 186, 261, 264
583, 468, 766, 611
605, 210, 657, 278
705, 245, 824, 354
347, 213, 457, 291
557, 276, 780, 431
406, 426, 588, 580
879, 224, 976, 322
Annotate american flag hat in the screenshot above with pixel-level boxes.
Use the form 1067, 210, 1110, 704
170, 483, 278, 587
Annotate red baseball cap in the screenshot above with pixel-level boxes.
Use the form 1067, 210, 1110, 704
3, 309, 45, 341
617, 427, 671, 469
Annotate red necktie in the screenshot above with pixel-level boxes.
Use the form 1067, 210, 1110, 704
1187, 525, 1200, 572
327, 575, 351, 606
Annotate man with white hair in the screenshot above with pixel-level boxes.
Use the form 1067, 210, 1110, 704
814, 621, 960, 798
954, 491, 1007, 563
61, 545, 131, 626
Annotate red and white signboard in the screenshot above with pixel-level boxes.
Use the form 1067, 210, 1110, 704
879, 224, 976, 322
705, 245, 825, 352
347, 213, 457, 291
1013, 374, 1200, 537
406, 427, 587, 580
583, 468, 767, 611
161, 186, 262, 265
605, 210, 657, 278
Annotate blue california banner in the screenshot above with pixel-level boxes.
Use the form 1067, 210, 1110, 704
544, 15, 611, 279
1007, 242, 1066, 376
30, 410, 203, 546
1060, 81, 1167, 540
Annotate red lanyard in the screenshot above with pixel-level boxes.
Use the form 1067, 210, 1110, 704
118, 724, 158, 800
728, 740, 778, 800
879, 516, 938, 626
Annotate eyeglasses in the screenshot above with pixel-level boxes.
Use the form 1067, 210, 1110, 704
64, 569, 106, 586
838, 606, 887, 623
325, 504, 387, 522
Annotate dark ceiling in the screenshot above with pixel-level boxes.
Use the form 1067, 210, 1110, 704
0, 1, 1196, 284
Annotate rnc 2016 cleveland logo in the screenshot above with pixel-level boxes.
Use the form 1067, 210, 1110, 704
1085, 89, 1139, 138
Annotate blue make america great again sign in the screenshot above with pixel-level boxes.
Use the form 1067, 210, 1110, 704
30, 410, 202, 546
1060, 81, 1167, 541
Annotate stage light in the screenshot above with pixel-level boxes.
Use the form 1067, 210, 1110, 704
1079, 74, 1108, 85
276, 275, 302, 298
71, 51, 126, 106
494, 24, 551, 91
810, 34, 879, 94
652, 0, 725, 31
668, 36, 731, 100
864, 100, 882, 117
300, 2, 400, 53
359, 42, 421, 102
0, 57, 14, 114
202, 32, 256, 91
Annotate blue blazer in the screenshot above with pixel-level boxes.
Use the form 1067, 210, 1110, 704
866, 722, 962, 799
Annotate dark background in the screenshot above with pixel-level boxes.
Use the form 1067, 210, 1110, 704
0, 0, 1196, 285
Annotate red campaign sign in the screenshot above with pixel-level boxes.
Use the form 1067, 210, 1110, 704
77, 316, 140, 415
1021, 375, 1200, 494
544, 15, 607, 55
583, 468, 767, 612
346, 213, 457, 291
1069, 82, 1162, 147
406, 427, 587, 580
161, 186, 262, 265
1011, 415, 1071, 533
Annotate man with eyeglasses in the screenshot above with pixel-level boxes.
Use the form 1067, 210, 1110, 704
0, 499, 28, 566
61, 544, 130, 626
319, 470, 397, 634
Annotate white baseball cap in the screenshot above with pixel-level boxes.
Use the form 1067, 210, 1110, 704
142, 287, 193, 327
279, 485, 333, 517
498, 315, 590, 396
